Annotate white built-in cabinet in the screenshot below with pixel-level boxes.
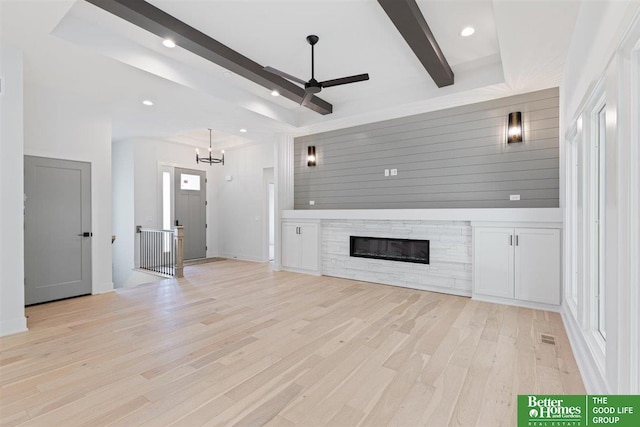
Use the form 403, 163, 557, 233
473, 226, 561, 307
281, 221, 320, 274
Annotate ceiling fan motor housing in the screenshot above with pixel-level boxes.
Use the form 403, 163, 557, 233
305, 79, 322, 93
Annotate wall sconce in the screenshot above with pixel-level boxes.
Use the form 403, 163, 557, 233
507, 112, 523, 143
307, 146, 316, 167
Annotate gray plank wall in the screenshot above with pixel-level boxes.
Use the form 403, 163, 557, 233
294, 87, 559, 209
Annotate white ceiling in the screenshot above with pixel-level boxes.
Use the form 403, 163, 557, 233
0, 0, 582, 148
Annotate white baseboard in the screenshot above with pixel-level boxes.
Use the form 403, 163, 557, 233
561, 304, 610, 393
472, 294, 561, 312
93, 282, 114, 295
281, 266, 322, 276
220, 253, 266, 263
0, 316, 28, 337
93, 288, 115, 295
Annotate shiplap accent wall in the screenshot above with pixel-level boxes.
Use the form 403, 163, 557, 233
294, 88, 559, 209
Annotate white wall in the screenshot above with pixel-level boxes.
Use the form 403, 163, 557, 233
23, 82, 114, 295
273, 135, 295, 270
560, 2, 640, 394
561, 2, 640, 128
132, 138, 217, 244
215, 141, 275, 262
112, 139, 135, 287
0, 48, 27, 336
112, 137, 221, 287
0, 52, 115, 336
112, 137, 278, 286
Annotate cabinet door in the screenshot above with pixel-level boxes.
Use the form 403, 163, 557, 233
473, 227, 514, 298
514, 228, 560, 305
298, 223, 319, 271
281, 223, 299, 268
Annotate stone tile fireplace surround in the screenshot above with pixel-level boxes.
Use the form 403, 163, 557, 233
323, 219, 471, 295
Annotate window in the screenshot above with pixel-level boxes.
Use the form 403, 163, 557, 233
579, 88, 607, 370
180, 173, 200, 191
162, 172, 171, 231
162, 171, 172, 252
566, 122, 580, 312
596, 104, 606, 340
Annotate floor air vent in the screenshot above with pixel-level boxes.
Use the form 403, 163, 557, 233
540, 334, 556, 345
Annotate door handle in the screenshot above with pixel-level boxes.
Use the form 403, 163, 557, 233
78, 232, 93, 237
515, 235, 519, 246
509, 235, 513, 246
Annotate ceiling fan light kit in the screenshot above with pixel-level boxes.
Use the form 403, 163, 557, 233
264, 35, 370, 107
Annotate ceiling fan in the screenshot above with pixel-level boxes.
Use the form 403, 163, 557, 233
264, 35, 370, 106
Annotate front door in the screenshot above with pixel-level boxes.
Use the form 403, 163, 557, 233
174, 168, 206, 260
24, 156, 92, 305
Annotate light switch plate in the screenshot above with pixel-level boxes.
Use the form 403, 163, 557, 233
390, 169, 398, 176
510, 194, 521, 201
384, 169, 389, 177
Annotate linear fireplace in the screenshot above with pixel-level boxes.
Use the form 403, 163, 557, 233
350, 236, 430, 264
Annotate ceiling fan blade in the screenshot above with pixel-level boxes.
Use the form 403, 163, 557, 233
300, 91, 314, 106
264, 66, 307, 85
320, 73, 369, 88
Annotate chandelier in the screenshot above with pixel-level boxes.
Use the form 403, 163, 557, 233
196, 128, 224, 165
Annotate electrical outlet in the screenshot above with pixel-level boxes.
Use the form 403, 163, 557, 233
510, 194, 521, 201
384, 169, 389, 177
309, 200, 315, 205
390, 169, 398, 176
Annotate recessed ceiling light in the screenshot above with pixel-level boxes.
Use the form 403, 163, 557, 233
271, 90, 280, 97
239, 128, 247, 133
460, 26, 475, 37
142, 100, 154, 106
163, 39, 176, 48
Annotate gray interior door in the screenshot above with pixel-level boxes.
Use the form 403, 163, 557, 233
24, 156, 92, 305
174, 168, 206, 260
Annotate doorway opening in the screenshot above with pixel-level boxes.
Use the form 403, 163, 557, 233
263, 167, 275, 262
174, 167, 207, 261
24, 156, 92, 305
269, 182, 275, 261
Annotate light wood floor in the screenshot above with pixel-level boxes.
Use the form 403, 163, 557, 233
0, 260, 584, 426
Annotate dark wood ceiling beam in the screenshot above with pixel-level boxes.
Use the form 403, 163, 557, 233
377, 0, 454, 88
84, 0, 333, 115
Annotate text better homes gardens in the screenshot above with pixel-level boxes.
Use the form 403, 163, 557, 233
518, 395, 639, 426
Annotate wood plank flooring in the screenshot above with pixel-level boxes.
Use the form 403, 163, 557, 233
0, 260, 585, 426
